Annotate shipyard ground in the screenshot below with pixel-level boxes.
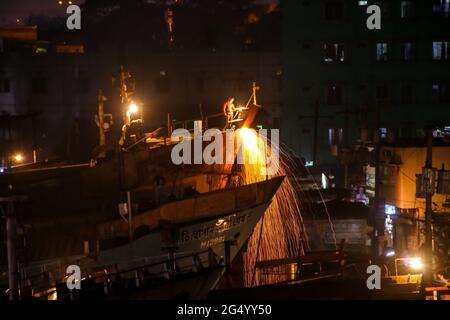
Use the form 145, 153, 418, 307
209, 276, 424, 300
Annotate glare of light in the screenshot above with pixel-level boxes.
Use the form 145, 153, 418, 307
58, 0, 63, 5
305, 160, 314, 167
48, 290, 58, 300
128, 103, 138, 114
321, 173, 328, 189
235, 125, 310, 286
68, 1, 73, 4
237, 127, 265, 166
386, 250, 395, 257
238, 127, 258, 148
405, 257, 423, 270
385, 204, 396, 215
14, 154, 23, 162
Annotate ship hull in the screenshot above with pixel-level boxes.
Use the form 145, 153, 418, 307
1, 177, 283, 299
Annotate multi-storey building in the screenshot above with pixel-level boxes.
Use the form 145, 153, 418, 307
0, 29, 282, 163
282, 0, 450, 172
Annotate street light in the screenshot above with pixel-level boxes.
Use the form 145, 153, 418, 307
13, 153, 23, 163
405, 257, 423, 270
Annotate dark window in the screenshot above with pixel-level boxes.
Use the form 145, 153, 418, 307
376, 85, 388, 102
324, 43, 345, 62
401, 42, 413, 60
195, 78, 204, 93
325, 1, 344, 20
235, 78, 250, 92
273, 117, 281, 128
401, 1, 413, 18
373, 0, 391, 18
0, 78, 10, 93
326, 85, 342, 105
432, 0, 450, 17
376, 43, 388, 61
432, 83, 450, 103
77, 78, 90, 94
155, 77, 170, 93
401, 84, 413, 104
432, 41, 449, 60
32, 75, 47, 94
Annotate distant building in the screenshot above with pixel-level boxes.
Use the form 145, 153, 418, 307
375, 143, 450, 254
282, 0, 450, 176
0, 34, 282, 163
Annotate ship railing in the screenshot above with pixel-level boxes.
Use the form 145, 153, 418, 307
19, 247, 222, 300
170, 113, 225, 135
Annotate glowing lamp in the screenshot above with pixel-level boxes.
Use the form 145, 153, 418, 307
128, 103, 138, 114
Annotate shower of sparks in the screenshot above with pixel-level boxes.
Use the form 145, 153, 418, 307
233, 128, 312, 286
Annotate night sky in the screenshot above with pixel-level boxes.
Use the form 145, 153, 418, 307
0, 0, 276, 26
0, 0, 82, 25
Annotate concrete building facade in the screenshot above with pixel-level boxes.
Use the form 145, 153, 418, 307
282, 0, 450, 170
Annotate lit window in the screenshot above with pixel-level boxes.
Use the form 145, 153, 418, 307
432, 0, 450, 17
385, 204, 396, 215
432, 41, 449, 60
401, 42, 413, 60
328, 128, 343, 145
324, 43, 345, 62
380, 128, 387, 139
35, 47, 47, 54
358, 1, 368, 6
376, 43, 388, 61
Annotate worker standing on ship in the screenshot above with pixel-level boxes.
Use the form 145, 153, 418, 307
223, 98, 237, 124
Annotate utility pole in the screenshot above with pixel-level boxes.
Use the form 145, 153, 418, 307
299, 99, 332, 166
372, 100, 384, 257
127, 191, 133, 242
95, 89, 108, 159
313, 100, 319, 166
5, 198, 18, 300
1, 195, 26, 300
423, 127, 434, 287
